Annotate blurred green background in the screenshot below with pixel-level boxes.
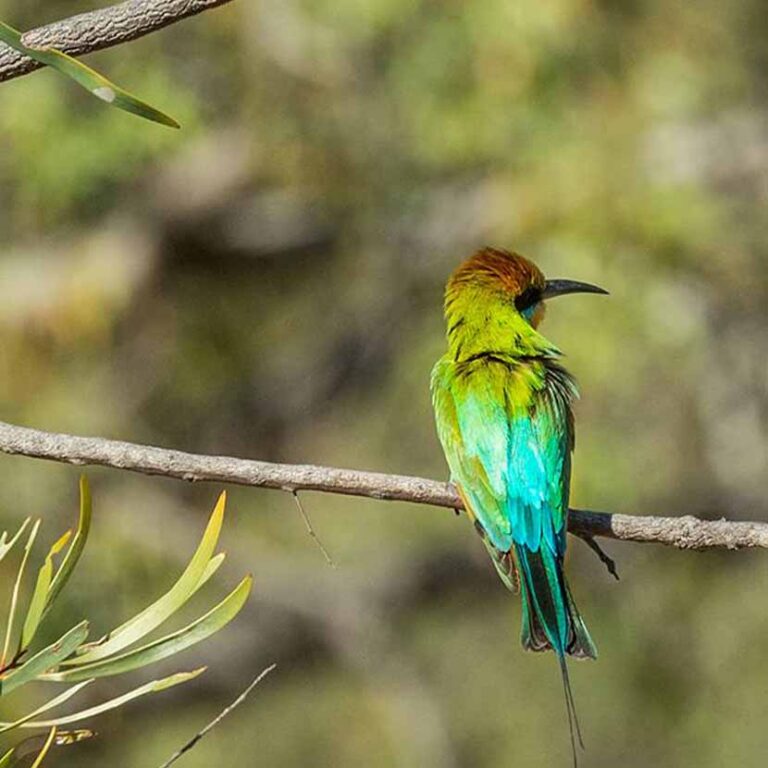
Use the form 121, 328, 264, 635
2, 0, 768, 765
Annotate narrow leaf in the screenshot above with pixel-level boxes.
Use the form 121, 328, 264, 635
0, 681, 92, 734
46, 576, 251, 682
29, 726, 56, 768
11, 669, 204, 728
69, 492, 226, 665
1, 520, 40, 668
44, 476, 92, 615
198, 552, 226, 589
1, 622, 88, 696
20, 552, 54, 652
0, 519, 31, 565
0, 21, 179, 128
0, 750, 13, 768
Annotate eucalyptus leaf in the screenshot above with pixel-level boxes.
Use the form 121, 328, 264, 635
11, 669, 204, 729
46, 576, 251, 682
43, 476, 92, 617
0, 681, 92, 734
198, 552, 226, 590
0, 21, 179, 128
1, 521, 40, 669
19, 555, 53, 654
1, 622, 88, 697
28, 726, 56, 768
0, 520, 31, 565
0, 483, 250, 764
69, 492, 227, 665
19, 530, 67, 652
3, 734, 52, 768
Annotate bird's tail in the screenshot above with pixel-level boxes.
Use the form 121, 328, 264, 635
514, 543, 597, 766
514, 543, 597, 659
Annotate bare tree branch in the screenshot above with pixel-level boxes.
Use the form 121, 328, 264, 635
0, 420, 767, 550
157, 663, 276, 768
0, 0, 235, 84
292, 491, 337, 569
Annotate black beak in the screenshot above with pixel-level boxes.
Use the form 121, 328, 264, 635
542, 279, 609, 300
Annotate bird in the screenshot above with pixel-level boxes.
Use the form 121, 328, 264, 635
430, 247, 608, 765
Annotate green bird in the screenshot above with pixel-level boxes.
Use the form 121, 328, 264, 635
431, 247, 607, 764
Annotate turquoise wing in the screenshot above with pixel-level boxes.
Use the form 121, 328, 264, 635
431, 356, 573, 556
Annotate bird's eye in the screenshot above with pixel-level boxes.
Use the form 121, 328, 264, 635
515, 287, 541, 312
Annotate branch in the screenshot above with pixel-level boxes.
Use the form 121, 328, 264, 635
157, 664, 276, 768
0, 420, 766, 551
0, 0, 235, 84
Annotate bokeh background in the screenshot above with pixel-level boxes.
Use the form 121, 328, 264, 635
2, 0, 768, 765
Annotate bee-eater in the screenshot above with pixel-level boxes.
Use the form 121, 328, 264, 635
431, 247, 607, 764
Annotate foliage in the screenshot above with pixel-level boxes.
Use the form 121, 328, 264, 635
0, 19, 179, 127
0, 478, 250, 766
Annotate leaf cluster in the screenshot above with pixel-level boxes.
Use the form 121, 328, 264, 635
0, 478, 250, 766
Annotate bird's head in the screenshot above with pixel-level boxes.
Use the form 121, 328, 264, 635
446, 247, 607, 329
444, 247, 607, 359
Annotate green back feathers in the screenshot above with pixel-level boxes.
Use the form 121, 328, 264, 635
431, 354, 576, 556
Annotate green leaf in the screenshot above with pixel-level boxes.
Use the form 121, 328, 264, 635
19, 555, 53, 654
68, 492, 227, 665
0, 681, 92, 734
1, 520, 40, 669
198, 552, 226, 589
0, 21, 179, 128
28, 726, 56, 768
3, 734, 53, 768
19, 531, 68, 652
9, 669, 204, 729
0, 520, 31, 565
45, 576, 251, 682
43, 476, 92, 617
1, 622, 88, 696
0, 749, 13, 768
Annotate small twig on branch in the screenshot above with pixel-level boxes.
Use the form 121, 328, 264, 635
157, 663, 276, 768
0, 0, 236, 84
579, 536, 620, 580
292, 490, 337, 568
0, 420, 767, 551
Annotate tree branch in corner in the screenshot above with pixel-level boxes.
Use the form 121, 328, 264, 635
0, 0, 235, 83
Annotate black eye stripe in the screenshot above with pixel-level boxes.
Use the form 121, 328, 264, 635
515, 286, 541, 312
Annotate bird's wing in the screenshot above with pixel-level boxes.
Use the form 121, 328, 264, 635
432, 357, 573, 555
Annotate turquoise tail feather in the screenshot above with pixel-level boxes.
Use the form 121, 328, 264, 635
514, 543, 597, 659
515, 544, 597, 766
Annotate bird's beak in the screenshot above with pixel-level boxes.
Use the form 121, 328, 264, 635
542, 279, 609, 300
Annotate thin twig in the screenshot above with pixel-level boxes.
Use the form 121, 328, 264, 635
578, 535, 620, 580
1, 420, 767, 551
292, 491, 337, 568
157, 663, 276, 768
0, 0, 236, 84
